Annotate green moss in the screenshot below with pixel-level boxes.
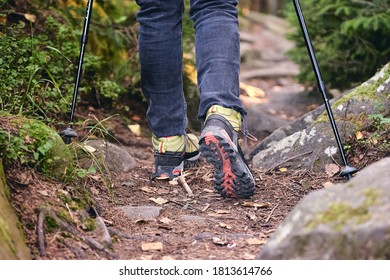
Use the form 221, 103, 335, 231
306, 188, 380, 231
56, 209, 74, 225
84, 217, 96, 232
315, 66, 390, 124
44, 216, 58, 233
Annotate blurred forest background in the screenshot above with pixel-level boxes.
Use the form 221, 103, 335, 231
0, 0, 389, 132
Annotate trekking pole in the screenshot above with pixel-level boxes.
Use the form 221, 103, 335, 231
292, 0, 358, 179
60, 0, 94, 144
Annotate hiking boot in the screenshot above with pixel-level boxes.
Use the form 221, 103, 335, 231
199, 105, 255, 198
152, 133, 199, 180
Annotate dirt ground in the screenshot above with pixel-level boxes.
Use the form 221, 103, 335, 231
7, 118, 387, 260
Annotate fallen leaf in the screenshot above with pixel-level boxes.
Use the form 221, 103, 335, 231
159, 217, 172, 224
149, 197, 168, 205
24, 13, 36, 23
128, 124, 141, 136
140, 187, 154, 193
323, 181, 335, 188
279, 167, 288, 172
212, 237, 227, 246
82, 145, 96, 153
38, 190, 49, 196
219, 222, 232, 230
141, 242, 163, 251
246, 238, 266, 245
325, 163, 340, 177
241, 202, 270, 208
355, 131, 364, 140
169, 180, 178, 186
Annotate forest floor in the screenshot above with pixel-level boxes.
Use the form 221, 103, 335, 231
6, 14, 386, 260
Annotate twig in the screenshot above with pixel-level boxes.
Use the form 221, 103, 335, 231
266, 151, 313, 172
65, 203, 74, 222
265, 203, 279, 223
177, 175, 194, 197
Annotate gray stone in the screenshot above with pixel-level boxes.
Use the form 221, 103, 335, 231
82, 140, 137, 173
118, 206, 162, 221
257, 157, 390, 260
179, 215, 208, 225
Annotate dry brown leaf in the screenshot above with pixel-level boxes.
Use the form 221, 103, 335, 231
323, 181, 335, 188
246, 238, 266, 245
355, 131, 364, 140
212, 237, 227, 246
38, 190, 49, 196
149, 197, 168, 205
241, 202, 270, 208
128, 124, 141, 136
24, 13, 36, 23
169, 180, 178, 186
325, 163, 340, 177
159, 217, 172, 224
141, 242, 163, 251
140, 187, 154, 193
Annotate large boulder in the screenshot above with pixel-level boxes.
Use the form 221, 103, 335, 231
257, 157, 390, 260
251, 63, 390, 173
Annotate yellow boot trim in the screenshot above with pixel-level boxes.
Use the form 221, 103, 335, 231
152, 133, 199, 154
206, 105, 242, 131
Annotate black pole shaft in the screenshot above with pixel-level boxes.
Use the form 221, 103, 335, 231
292, 0, 350, 169
69, 0, 94, 125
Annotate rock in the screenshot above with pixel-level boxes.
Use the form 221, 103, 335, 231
251, 63, 390, 172
118, 206, 162, 221
0, 159, 31, 259
179, 215, 208, 225
0, 113, 74, 180
257, 157, 390, 260
81, 139, 137, 173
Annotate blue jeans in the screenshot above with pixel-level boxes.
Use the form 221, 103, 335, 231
136, 0, 245, 138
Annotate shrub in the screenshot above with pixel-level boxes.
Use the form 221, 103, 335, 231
284, 0, 390, 90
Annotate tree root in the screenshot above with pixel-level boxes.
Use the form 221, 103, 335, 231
37, 207, 117, 259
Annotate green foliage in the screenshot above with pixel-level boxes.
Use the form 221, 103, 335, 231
284, 0, 390, 90
0, 0, 141, 123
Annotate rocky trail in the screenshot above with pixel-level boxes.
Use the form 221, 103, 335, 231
7, 13, 383, 260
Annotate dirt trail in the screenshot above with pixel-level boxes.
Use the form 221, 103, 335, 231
9, 15, 335, 260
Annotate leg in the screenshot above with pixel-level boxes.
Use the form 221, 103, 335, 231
190, 0, 246, 120
190, 0, 255, 198
136, 0, 186, 138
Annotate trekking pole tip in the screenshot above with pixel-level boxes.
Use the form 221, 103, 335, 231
339, 165, 359, 180
59, 127, 78, 145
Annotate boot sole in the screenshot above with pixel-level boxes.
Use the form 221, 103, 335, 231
199, 130, 255, 198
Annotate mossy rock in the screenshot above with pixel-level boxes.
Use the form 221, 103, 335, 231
0, 159, 31, 259
0, 112, 74, 180
252, 62, 390, 172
